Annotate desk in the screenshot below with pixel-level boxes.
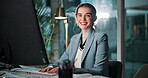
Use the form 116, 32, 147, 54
0, 65, 110, 78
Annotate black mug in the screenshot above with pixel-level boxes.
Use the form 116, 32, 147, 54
58, 59, 73, 78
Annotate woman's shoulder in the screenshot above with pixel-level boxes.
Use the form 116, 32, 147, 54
69, 33, 80, 41
71, 33, 81, 38
94, 31, 108, 43
94, 31, 108, 37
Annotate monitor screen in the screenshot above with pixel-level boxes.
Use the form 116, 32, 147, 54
0, 0, 49, 65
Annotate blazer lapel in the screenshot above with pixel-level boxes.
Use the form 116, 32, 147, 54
71, 33, 81, 62
81, 29, 95, 62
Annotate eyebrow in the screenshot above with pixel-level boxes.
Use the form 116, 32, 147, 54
77, 13, 92, 15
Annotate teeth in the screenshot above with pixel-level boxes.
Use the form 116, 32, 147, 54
81, 22, 87, 24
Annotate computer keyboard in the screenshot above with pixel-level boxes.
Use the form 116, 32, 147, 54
8, 65, 57, 76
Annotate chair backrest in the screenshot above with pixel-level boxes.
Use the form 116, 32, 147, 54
108, 61, 122, 78
134, 64, 148, 78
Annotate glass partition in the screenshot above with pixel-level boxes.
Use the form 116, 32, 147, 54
125, 9, 148, 78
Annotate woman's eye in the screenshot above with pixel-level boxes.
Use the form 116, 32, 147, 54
86, 14, 91, 17
77, 14, 82, 17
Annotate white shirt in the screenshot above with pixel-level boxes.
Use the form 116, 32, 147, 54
74, 33, 88, 68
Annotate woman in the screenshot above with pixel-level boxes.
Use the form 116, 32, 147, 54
39, 3, 109, 76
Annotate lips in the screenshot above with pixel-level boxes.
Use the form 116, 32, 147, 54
80, 22, 87, 25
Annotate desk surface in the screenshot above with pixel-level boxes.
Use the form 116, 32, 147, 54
0, 65, 110, 78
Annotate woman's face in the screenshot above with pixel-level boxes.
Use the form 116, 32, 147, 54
76, 7, 96, 31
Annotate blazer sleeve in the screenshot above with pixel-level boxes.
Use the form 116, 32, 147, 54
55, 35, 76, 66
74, 33, 109, 76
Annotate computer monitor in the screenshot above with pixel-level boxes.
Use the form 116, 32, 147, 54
0, 0, 49, 65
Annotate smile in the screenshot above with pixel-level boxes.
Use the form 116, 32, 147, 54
80, 22, 87, 25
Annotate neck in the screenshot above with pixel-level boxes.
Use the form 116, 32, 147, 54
81, 28, 91, 34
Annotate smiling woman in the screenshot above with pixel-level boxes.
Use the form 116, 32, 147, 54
75, 4, 97, 34
39, 3, 109, 77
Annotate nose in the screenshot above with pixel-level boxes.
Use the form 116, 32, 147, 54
81, 15, 86, 21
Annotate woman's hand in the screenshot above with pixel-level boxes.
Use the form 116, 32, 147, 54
39, 66, 54, 72
47, 67, 59, 73
39, 66, 59, 74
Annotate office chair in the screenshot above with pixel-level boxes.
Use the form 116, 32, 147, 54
108, 61, 122, 78
134, 64, 148, 78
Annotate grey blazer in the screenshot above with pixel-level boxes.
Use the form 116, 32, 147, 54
57, 28, 109, 76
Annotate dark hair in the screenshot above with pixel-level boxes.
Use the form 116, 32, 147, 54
75, 3, 97, 17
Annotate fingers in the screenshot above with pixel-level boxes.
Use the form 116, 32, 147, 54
39, 67, 53, 72
48, 67, 59, 74
39, 68, 47, 72
38, 67, 58, 74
